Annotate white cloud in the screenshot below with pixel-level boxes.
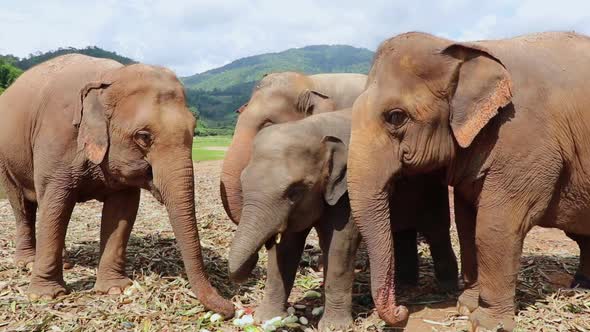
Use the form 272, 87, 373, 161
0, 0, 589, 75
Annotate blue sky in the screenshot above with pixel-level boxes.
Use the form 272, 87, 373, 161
1, 0, 589, 76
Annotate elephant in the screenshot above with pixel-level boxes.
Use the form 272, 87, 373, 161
220, 71, 367, 224
346, 31, 590, 331
0, 54, 233, 317
228, 108, 458, 330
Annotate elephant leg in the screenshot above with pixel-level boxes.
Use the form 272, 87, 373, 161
422, 224, 458, 292
469, 205, 525, 332
28, 185, 74, 300
255, 229, 309, 322
95, 188, 139, 294
2, 178, 37, 268
316, 213, 361, 332
566, 233, 590, 288
393, 229, 419, 286
455, 193, 479, 315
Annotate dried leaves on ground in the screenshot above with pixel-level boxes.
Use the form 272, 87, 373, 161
0, 161, 588, 331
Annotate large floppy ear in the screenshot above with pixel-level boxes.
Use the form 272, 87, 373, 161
73, 82, 111, 164
442, 43, 513, 148
321, 136, 348, 206
296, 89, 336, 116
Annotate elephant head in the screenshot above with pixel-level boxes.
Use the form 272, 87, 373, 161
347, 32, 512, 326
227, 120, 348, 281
75, 64, 233, 316
220, 72, 366, 224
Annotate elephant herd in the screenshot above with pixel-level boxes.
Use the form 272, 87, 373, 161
1, 31, 590, 331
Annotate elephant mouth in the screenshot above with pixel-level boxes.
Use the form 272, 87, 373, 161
147, 181, 163, 204
264, 232, 283, 249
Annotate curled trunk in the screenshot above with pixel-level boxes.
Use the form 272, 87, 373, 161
228, 198, 283, 282
220, 120, 257, 224
347, 129, 408, 326
154, 156, 234, 317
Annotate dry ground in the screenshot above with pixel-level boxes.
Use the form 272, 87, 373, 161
0, 160, 588, 331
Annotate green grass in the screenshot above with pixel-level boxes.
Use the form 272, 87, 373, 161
191, 135, 232, 161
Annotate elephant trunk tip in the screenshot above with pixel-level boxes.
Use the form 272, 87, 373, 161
196, 286, 235, 318
375, 283, 409, 327
228, 251, 259, 283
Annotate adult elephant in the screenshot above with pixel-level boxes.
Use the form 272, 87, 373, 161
219, 72, 367, 224
347, 31, 590, 331
0, 54, 233, 317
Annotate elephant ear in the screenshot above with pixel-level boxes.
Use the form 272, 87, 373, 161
321, 136, 348, 206
442, 43, 513, 148
296, 89, 336, 116
73, 82, 111, 164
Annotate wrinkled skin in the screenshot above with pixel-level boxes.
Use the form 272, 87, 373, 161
0, 54, 233, 317
347, 32, 590, 331
220, 72, 367, 224
228, 109, 457, 331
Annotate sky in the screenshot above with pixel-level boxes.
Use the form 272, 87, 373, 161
1, 0, 590, 76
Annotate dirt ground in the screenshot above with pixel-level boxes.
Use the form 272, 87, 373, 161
0, 160, 588, 331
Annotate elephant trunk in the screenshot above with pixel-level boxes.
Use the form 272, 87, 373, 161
228, 196, 283, 282
153, 155, 234, 317
347, 126, 409, 326
220, 118, 257, 224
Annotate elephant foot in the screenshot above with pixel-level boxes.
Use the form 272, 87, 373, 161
14, 251, 35, 269
28, 279, 68, 301
469, 307, 515, 332
571, 273, 590, 289
94, 276, 132, 295
318, 312, 354, 331
457, 289, 479, 316
254, 302, 287, 322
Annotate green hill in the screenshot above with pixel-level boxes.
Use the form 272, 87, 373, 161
182, 45, 374, 132
183, 45, 373, 91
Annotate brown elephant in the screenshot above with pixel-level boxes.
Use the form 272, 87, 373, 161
219, 71, 367, 224
228, 109, 457, 330
347, 31, 590, 331
0, 54, 233, 317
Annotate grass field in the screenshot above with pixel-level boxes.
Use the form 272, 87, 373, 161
192, 135, 232, 161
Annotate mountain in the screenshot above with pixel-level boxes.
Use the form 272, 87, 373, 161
183, 45, 373, 91
182, 45, 374, 132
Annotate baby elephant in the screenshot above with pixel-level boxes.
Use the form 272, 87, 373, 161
228, 109, 457, 331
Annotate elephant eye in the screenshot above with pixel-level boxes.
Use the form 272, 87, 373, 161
385, 109, 408, 128
134, 130, 153, 148
285, 182, 306, 203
